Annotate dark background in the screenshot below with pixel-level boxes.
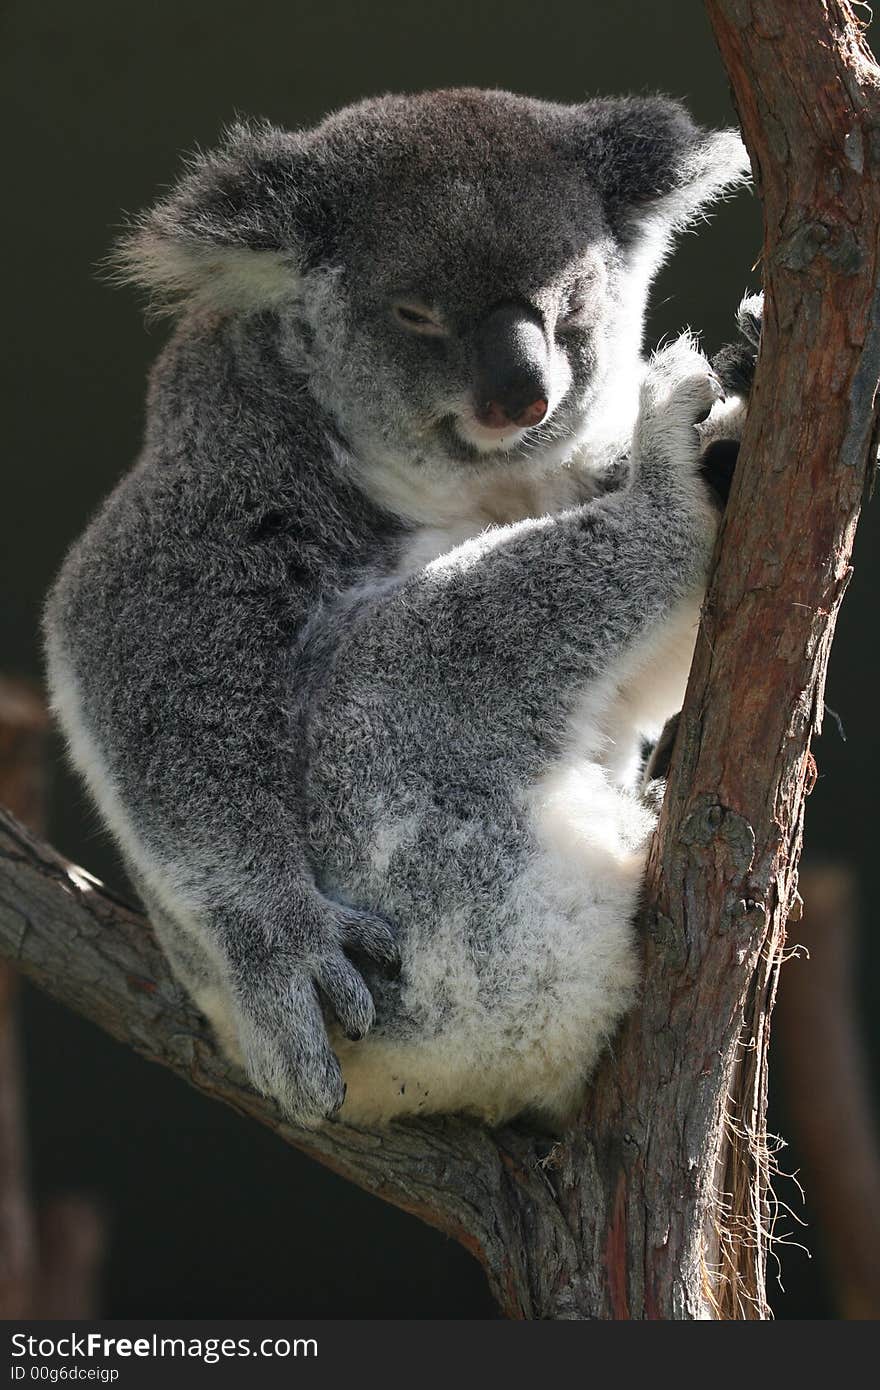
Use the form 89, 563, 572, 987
3, 1, 877, 1318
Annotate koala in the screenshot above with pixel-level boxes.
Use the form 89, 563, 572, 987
44, 89, 752, 1130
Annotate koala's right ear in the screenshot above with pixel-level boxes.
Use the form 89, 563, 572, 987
113, 121, 313, 316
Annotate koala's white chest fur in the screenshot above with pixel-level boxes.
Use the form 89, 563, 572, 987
354, 443, 600, 577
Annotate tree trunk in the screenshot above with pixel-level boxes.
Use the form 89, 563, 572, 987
0, 0, 877, 1319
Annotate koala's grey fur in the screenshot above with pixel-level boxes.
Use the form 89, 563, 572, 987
45, 89, 751, 1129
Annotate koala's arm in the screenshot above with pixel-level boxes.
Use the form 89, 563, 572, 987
44, 324, 398, 1128
312, 337, 721, 763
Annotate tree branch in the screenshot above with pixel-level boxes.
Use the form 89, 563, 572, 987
1, 0, 877, 1319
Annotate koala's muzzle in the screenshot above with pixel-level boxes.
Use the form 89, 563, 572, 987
473, 303, 549, 430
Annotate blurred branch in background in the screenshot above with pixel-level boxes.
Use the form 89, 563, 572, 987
0, 677, 104, 1318
777, 862, 880, 1318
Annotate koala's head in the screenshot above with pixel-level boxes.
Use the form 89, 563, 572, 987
121, 90, 748, 477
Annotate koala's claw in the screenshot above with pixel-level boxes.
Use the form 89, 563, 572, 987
317, 950, 376, 1041
699, 294, 764, 508
737, 292, 763, 349
712, 291, 764, 398
336, 904, 401, 975
236, 979, 349, 1128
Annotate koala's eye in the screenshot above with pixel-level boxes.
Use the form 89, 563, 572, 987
391, 302, 448, 337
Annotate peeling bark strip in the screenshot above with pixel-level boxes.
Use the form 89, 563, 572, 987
0, 0, 878, 1319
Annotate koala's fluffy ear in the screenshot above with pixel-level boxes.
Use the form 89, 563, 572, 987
114, 121, 310, 315
577, 96, 750, 253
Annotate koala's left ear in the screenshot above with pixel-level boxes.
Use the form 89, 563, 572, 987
113, 121, 313, 316
574, 96, 750, 251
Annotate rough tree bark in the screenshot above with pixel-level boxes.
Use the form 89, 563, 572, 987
0, 0, 877, 1320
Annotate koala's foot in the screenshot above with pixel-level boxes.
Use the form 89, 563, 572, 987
229, 896, 399, 1127
635, 333, 722, 478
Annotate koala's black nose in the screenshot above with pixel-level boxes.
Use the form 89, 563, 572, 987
473, 303, 550, 430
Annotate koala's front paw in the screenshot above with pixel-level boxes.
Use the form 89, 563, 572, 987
700, 293, 765, 507
711, 291, 763, 398
636, 334, 722, 476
